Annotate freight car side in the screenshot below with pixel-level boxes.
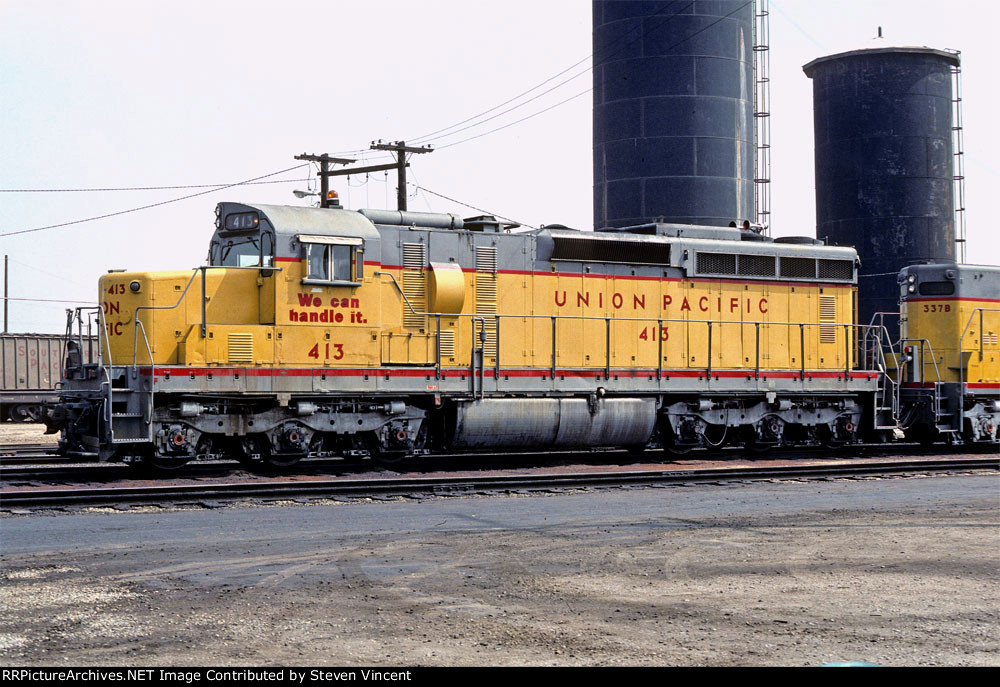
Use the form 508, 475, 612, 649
0, 333, 96, 421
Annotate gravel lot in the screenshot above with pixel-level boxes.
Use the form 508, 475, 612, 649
1, 447, 997, 667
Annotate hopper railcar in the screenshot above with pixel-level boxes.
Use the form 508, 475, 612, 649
1, 333, 97, 422
49, 201, 893, 468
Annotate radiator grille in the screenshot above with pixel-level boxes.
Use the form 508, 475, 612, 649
780, 257, 817, 279
551, 237, 670, 265
438, 329, 455, 357
475, 246, 498, 274
697, 252, 737, 276
402, 242, 426, 329
738, 254, 777, 277
818, 259, 854, 281
227, 333, 253, 363
475, 247, 498, 357
819, 295, 837, 344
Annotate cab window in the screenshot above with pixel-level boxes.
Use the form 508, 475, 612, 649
300, 236, 363, 285
211, 232, 274, 268
918, 281, 955, 296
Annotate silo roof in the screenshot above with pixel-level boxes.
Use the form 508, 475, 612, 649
803, 46, 960, 77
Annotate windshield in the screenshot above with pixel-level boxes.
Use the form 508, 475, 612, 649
213, 233, 273, 267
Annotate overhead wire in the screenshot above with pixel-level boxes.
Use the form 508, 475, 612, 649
2, 2, 752, 234
407, 0, 695, 146
420, 0, 753, 151
413, 184, 535, 230
4, 297, 97, 304
0, 176, 314, 193
0, 164, 309, 238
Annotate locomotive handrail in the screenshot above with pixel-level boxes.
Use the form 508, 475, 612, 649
95, 305, 115, 439
899, 338, 943, 385
377, 272, 888, 376
124, 265, 285, 367
958, 307, 1000, 391
374, 271, 422, 315
134, 320, 154, 426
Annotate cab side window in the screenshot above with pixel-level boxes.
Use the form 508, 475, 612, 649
306, 244, 331, 280
300, 236, 363, 285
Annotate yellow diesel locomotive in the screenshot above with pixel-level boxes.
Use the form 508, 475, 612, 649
894, 263, 999, 443
53, 200, 899, 468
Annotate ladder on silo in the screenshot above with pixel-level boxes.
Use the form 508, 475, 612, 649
948, 49, 967, 264
752, 0, 771, 233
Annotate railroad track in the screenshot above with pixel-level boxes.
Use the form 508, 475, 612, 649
2, 442, 995, 481
2, 455, 995, 509
0, 442, 70, 464
0, 442, 58, 456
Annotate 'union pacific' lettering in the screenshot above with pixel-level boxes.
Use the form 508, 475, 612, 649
554, 290, 769, 315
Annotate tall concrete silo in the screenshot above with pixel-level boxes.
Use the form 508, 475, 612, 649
803, 47, 960, 335
593, 0, 755, 229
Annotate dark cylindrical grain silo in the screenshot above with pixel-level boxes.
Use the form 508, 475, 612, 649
593, 0, 755, 229
803, 47, 960, 336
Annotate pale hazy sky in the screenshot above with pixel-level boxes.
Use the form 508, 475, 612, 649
1, 0, 997, 332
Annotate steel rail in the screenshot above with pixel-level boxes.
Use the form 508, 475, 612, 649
2, 457, 995, 508
2, 442, 995, 475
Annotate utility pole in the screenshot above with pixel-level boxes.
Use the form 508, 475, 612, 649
295, 141, 432, 212
370, 141, 434, 211
3, 254, 8, 334
294, 153, 356, 208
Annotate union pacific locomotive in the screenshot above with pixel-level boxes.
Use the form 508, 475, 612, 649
47, 200, 998, 468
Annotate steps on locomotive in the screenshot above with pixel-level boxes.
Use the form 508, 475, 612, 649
933, 382, 960, 434
108, 386, 150, 445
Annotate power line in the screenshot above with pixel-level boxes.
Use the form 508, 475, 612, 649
0, 164, 309, 238
414, 184, 536, 230
436, 89, 592, 150
5, 297, 97, 304
407, 0, 695, 146
0, 177, 314, 193
421, 0, 753, 151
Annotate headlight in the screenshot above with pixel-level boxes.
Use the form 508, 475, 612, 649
129, 281, 141, 293
907, 285, 916, 293
907, 275, 916, 284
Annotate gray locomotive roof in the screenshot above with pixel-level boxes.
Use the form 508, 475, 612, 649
251, 203, 380, 240
671, 237, 857, 259
900, 262, 1000, 301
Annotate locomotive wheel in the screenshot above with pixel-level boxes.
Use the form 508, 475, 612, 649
240, 433, 304, 469
662, 432, 694, 456
820, 428, 846, 449
742, 431, 774, 455
145, 455, 192, 472
368, 439, 410, 466
264, 451, 305, 469
128, 446, 190, 472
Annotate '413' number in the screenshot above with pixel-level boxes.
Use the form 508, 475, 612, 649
308, 343, 344, 360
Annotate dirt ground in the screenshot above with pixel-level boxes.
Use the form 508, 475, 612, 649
0, 422, 54, 446
1, 457, 997, 666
